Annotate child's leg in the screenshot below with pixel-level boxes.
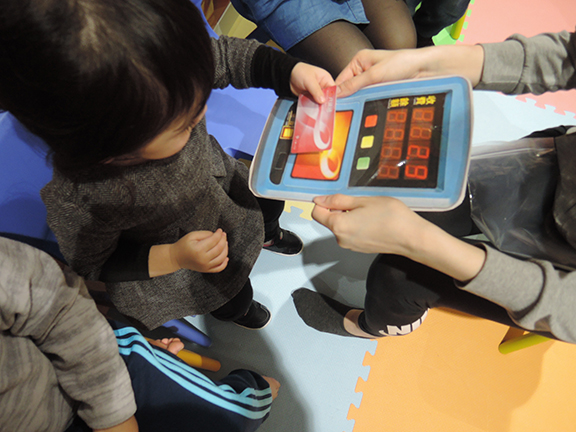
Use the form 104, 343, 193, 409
114, 327, 274, 432
257, 197, 303, 256
257, 197, 284, 242
210, 278, 271, 329
210, 279, 254, 322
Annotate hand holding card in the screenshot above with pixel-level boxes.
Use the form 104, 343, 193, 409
291, 86, 337, 154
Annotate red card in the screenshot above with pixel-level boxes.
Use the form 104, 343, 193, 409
291, 86, 337, 154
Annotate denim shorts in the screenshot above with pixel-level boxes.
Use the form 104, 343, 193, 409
231, 0, 369, 50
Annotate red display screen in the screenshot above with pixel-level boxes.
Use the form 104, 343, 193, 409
349, 93, 445, 189
378, 106, 435, 181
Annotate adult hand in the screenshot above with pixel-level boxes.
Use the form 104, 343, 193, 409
336, 45, 485, 98
312, 194, 486, 282
336, 49, 426, 98
312, 194, 423, 256
290, 62, 336, 104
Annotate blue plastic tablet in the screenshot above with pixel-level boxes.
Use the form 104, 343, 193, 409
249, 76, 472, 211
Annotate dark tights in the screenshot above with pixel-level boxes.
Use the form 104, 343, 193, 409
288, 0, 416, 77
360, 253, 519, 336
257, 197, 284, 242
358, 198, 553, 338
211, 278, 254, 321
210, 197, 285, 321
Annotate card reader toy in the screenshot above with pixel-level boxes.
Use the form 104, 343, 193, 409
248, 76, 473, 211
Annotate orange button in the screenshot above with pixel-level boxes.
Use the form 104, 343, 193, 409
364, 114, 378, 128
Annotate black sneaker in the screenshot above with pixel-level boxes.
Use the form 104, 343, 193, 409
263, 229, 303, 256
233, 301, 271, 330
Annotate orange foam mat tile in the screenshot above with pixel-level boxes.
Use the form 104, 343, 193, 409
461, 0, 576, 118
347, 308, 576, 432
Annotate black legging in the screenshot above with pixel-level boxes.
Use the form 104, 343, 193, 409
360, 253, 519, 336
211, 278, 254, 321
257, 197, 284, 242
210, 197, 285, 321
358, 198, 555, 338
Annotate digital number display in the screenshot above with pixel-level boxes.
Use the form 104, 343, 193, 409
349, 93, 446, 189
378, 106, 434, 182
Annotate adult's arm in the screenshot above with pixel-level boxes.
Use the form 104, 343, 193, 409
0, 237, 136, 430
312, 195, 486, 281
336, 30, 576, 97
477, 31, 576, 94
458, 244, 576, 343
312, 194, 576, 343
335, 44, 484, 97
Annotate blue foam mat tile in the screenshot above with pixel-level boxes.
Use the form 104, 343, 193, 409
0, 113, 56, 241
472, 91, 575, 144
186, 208, 378, 432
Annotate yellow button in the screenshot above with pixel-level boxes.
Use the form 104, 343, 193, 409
361, 135, 374, 149
280, 127, 293, 139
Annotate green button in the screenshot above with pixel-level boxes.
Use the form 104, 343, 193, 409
356, 157, 370, 170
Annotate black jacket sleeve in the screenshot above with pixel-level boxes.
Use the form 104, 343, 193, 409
251, 45, 301, 98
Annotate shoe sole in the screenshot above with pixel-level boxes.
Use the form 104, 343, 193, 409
263, 247, 303, 257
233, 318, 271, 330
262, 231, 304, 256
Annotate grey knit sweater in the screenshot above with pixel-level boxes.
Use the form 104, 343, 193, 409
41, 37, 268, 330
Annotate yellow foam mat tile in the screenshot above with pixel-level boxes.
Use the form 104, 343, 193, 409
284, 200, 314, 221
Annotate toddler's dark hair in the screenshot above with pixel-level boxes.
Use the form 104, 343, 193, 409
0, 0, 214, 171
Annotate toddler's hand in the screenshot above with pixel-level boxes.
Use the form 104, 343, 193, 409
94, 415, 138, 432
290, 62, 336, 104
148, 337, 185, 355
170, 229, 229, 273
262, 376, 281, 400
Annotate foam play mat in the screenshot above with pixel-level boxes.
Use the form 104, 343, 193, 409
2, 1, 576, 431
191, 2, 576, 431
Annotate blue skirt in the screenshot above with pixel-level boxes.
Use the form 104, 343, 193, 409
231, 0, 369, 50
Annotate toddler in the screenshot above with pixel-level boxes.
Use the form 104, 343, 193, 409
0, 0, 334, 330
